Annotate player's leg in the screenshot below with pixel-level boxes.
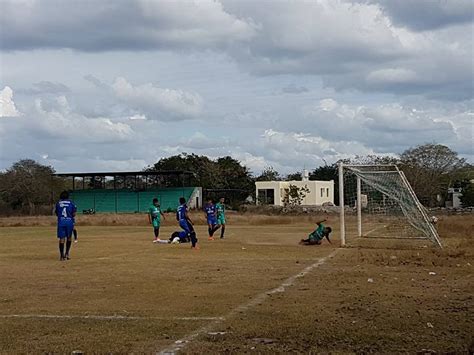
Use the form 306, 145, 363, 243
185, 222, 199, 249
57, 225, 67, 260
73, 228, 78, 242
207, 222, 214, 240
65, 224, 73, 259
219, 224, 225, 238
153, 226, 160, 242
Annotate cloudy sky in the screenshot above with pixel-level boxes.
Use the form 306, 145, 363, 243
0, 0, 472, 175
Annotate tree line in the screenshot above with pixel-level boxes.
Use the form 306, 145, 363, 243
0, 143, 472, 215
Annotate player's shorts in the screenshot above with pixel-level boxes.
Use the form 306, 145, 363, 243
217, 216, 226, 225
152, 219, 161, 228
57, 223, 74, 239
207, 216, 217, 225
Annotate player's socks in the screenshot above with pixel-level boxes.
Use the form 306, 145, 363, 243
59, 243, 65, 260
220, 225, 225, 238
73, 229, 78, 242
65, 240, 72, 259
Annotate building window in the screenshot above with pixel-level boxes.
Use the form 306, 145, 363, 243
326, 188, 329, 197
320, 188, 324, 197
258, 189, 275, 205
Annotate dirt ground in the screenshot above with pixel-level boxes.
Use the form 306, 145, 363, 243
0, 214, 472, 353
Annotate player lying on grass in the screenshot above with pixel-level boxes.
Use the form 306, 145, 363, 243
204, 198, 220, 240
299, 219, 332, 245
54, 191, 77, 260
149, 198, 166, 243
177, 197, 199, 249
169, 231, 191, 244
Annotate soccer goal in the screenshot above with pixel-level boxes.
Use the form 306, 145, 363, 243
338, 163, 442, 248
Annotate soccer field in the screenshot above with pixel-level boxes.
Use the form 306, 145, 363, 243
0, 215, 473, 353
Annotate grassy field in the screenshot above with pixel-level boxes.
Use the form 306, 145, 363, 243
0, 214, 472, 353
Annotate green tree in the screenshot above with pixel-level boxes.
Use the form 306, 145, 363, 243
256, 166, 281, 181
286, 172, 302, 181
459, 182, 474, 207
216, 156, 254, 191
147, 154, 254, 206
0, 159, 65, 215
400, 144, 466, 206
282, 184, 310, 206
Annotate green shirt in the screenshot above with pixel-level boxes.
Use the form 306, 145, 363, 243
149, 205, 161, 222
309, 223, 324, 241
216, 202, 225, 218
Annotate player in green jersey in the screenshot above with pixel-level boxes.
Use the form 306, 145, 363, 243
149, 198, 166, 243
215, 197, 226, 239
300, 218, 332, 245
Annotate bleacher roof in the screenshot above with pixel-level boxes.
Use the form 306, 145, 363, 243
53, 170, 195, 177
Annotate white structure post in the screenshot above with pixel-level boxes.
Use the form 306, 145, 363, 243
338, 163, 346, 247
356, 176, 362, 237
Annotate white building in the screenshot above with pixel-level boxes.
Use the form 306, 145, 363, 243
255, 170, 334, 206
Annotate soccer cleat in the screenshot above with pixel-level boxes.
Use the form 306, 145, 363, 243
191, 246, 200, 250
74, 240, 78, 243
208, 236, 214, 241
60, 256, 65, 261
65, 254, 70, 260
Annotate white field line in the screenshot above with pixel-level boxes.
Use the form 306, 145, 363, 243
157, 248, 339, 355
0, 314, 223, 321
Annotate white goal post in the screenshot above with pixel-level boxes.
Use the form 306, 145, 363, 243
338, 163, 442, 248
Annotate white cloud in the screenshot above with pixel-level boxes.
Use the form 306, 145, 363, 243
0, 86, 21, 117
129, 114, 147, 121
112, 77, 203, 120
32, 96, 133, 143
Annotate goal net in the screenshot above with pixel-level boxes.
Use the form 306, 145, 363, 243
338, 164, 442, 247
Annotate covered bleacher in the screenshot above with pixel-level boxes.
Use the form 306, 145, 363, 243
54, 171, 201, 213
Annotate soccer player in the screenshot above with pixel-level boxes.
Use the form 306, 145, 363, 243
204, 198, 219, 240
177, 197, 199, 249
300, 218, 332, 245
169, 231, 191, 244
55, 191, 77, 260
149, 198, 166, 243
215, 197, 227, 239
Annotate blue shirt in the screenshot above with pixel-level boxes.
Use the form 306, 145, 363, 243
55, 199, 76, 225
204, 203, 216, 218
176, 204, 187, 221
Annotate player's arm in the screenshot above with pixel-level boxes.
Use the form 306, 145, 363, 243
148, 211, 152, 224
325, 234, 332, 244
160, 210, 166, 220
315, 218, 327, 226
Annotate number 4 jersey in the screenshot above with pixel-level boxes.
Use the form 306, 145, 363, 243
55, 199, 77, 225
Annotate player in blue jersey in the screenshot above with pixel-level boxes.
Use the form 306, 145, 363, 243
204, 198, 219, 240
176, 197, 198, 249
54, 191, 77, 260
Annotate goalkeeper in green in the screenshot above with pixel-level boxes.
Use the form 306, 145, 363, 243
300, 219, 332, 245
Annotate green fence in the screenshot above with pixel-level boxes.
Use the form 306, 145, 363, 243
70, 188, 195, 213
